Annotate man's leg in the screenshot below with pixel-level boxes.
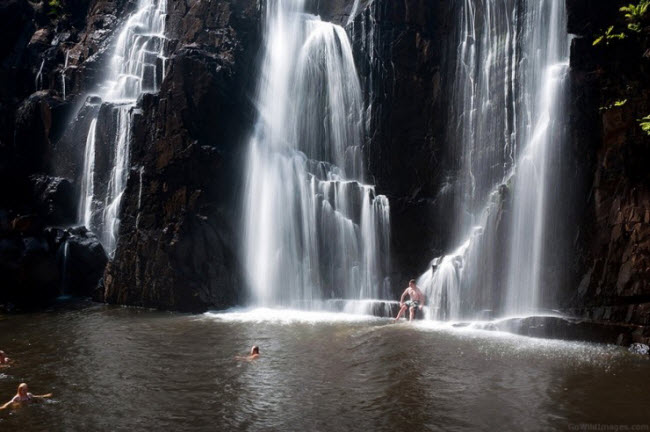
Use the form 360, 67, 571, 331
409, 306, 415, 321
394, 304, 407, 321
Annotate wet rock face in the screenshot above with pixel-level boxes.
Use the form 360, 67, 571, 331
63, 226, 108, 298
100, 0, 457, 309
567, 0, 650, 328
0, 0, 117, 309
565, 0, 625, 35
0, 225, 106, 309
101, 0, 261, 312
347, 0, 458, 288
29, 175, 76, 225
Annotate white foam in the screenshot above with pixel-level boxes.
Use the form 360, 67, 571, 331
411, 318, 623, 360
203, 307, 384, 324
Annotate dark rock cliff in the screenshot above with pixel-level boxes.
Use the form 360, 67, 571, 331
102, 0, 447, 311
80, 0, 460, 311
0, 0, 109, 309
101, 0, 261, 312
348, 1, 459, 287
566, 0, 650, 344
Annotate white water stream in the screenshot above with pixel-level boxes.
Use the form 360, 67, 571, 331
78, 0, 167, 255
243, 0, 391, 308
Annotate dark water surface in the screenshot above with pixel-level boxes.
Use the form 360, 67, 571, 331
0, 305, 649, 431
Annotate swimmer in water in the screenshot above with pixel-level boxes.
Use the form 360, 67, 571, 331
0, 383, 52, 410
0, 350, 10, 368
236, 346, 260, 361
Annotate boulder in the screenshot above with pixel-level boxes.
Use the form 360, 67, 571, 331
0, 233, 60, 308
30, 175, 76, 224
11, 214, 41, 234
61, 226, 108, 297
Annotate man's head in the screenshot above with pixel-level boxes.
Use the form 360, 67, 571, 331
17, 383, 28, 396
251, 346, 259, 355
409, 279, 416, 287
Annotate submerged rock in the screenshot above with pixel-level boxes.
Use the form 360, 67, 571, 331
483, 316, 650, 346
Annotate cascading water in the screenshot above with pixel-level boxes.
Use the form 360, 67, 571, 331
58, 240, 70, 297
78, 0, 167, 255
419, 0, 570, 320
35, 58, 45, 91
243, 0, 390, 309
61, 50, 69, 101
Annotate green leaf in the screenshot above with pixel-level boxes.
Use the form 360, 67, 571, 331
640, 115, 650, 135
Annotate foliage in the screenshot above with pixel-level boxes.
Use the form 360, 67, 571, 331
594, 1, 649, 137
593, 1, 648, 45
593, 26, 627, 46
599, 99, 628, 111
639, 115, 650, 135
47, 0, 64, 19
620, 1, 650, 32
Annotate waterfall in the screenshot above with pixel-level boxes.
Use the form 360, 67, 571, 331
61, 50, 69, 101
77, 0, 167, 255
79, 118, 97, 227
347, 0, 361, 25
243, 0, 390, 308
420, 0, 570, 319
58, 240, 70, 297
35, 58, 45, 91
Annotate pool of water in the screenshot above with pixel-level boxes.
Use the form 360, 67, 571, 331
0, 305, 649, 431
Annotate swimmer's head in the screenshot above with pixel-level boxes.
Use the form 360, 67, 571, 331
17, 383, 28, 396
251, 346, 259, 355
409, 279, 416, 287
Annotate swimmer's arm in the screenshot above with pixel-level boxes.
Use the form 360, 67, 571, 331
33, 393, 53, 399
0, 400, 14, 410
235, 355, 252, 361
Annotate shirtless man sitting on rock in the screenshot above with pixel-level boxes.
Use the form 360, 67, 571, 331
393, 279, 426, 322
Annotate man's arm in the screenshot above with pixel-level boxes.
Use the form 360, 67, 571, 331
32, 393, 53, 399
399, 288, 409, 305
